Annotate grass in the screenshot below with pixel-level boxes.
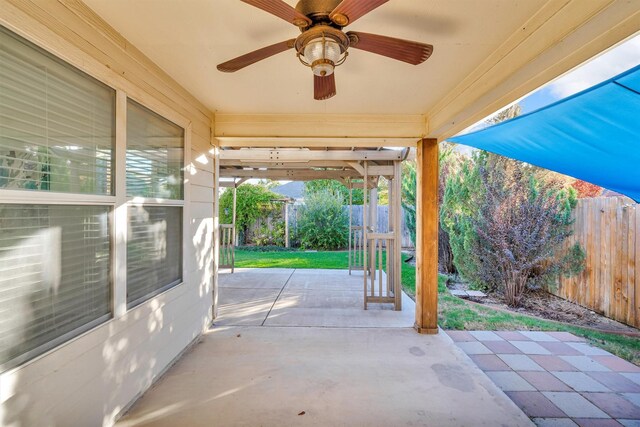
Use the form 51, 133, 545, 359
234, 248, 640, 364
235, 249, 349, 269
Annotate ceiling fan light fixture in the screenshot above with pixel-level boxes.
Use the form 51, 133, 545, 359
303, 37, 341, 76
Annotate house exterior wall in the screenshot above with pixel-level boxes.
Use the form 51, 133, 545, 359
0, 1, 215, 425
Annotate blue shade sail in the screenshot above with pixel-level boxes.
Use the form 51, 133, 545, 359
448, 64, 640, 202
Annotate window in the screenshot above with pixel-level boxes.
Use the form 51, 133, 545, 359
0, 24, 187, 370
126, 100, 184, 307
0, 26, 114, 195
0, 25, 115, 370
126, 100, 183, 199
0, 205, 111, 369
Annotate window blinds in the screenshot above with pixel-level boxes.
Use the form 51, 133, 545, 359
126, 100, 183, 200
0, 205, 111, 370
0, 26, 115, 195
127, 205, 182, 307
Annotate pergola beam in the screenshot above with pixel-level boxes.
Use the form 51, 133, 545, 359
219, 169, 362, 180
219, 149, 406, 162
220, 160, 352, 168
216, 137, 420, 148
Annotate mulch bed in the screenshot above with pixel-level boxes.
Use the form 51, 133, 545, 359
474, 288, 637, 334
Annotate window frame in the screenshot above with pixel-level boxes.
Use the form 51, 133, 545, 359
0, 23, 192, 371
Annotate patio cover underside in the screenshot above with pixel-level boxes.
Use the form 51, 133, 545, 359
449, 64, 640, 202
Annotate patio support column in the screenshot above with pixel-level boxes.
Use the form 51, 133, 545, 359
393, 160, 402, 311
212, 146, 220, 319
414, 138, 439, 334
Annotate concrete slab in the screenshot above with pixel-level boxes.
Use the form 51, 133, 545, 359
218, 268, 294, 289
285, 269, 365, 291
215, 287, 281, 326
117, 326, 533, 427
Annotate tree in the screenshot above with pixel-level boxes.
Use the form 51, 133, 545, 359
400, 143, 463, 273
297, 189, 348, 250
219, 184, 282, 244
442, 151, 584, 306
571, 179, 603, 198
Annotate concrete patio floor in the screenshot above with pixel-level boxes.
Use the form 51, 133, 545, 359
116, 268, 533, 426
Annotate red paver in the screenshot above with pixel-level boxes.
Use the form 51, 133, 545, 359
519, 371, 572, 391
483, 340, 522, 354
582, 392, 640, 418
468, 354, 510, 371
446, 330, 477, 342
530, 355, 579, 372
586, 372, 640, 393
504, 391, 566, 417
591, 355, 640, 373
546, 332, 587, 342
573, 419, 623, 427
496, 331, 530, 341
538, 341, 583, 356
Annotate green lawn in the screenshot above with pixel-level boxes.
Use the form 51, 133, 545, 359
235, 249, 349, 269
234, 248, 640, 364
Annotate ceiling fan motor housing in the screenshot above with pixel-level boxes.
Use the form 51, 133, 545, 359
295, 0, 344, 24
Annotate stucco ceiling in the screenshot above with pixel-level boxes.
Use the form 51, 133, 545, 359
82, 0, 545, 115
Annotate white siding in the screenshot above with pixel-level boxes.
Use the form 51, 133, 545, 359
0, 1, 214, 425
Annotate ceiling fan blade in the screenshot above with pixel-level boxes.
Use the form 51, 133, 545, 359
217, 39, 295, 72
314, 73, 336, 100
241, 0, 312, 28
347, 31, 433, 65
329, 0, 388, 26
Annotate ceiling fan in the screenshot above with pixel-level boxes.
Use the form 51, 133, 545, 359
217, 0, 433, 100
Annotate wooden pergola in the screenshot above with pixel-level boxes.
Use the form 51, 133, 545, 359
213, 141, 438, 332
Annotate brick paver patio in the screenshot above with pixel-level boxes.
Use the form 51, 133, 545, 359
447, 330, 640, 427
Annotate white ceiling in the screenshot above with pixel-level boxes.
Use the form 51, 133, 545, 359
83, 0, 545, 115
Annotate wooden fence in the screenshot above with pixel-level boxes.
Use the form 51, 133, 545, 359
553, 197, 639, 327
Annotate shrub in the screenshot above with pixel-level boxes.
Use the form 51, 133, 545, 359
219, 184, 282, 244
253, 221, 285, 246
297, 189, 348, 250
441, 151, 585, 307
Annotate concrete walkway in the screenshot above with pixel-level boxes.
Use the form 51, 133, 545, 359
116, 268, 532, 426
448, 330, 640, 426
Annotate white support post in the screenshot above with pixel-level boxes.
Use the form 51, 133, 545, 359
348, 180, 352, 274
231, 184, 237, 272
284, 202, 289, 248
363, 162, 368, 310
212, 146, 220, 319
393, 160, 403, 311
368, 185, 378, 277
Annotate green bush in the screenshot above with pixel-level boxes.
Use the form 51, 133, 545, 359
219, 184, 282, 244
254, 221, 285, 246
297, 189, 348, 250
441, 151, 585, 306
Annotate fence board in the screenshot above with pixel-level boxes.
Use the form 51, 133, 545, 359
554, 196, 639, 328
